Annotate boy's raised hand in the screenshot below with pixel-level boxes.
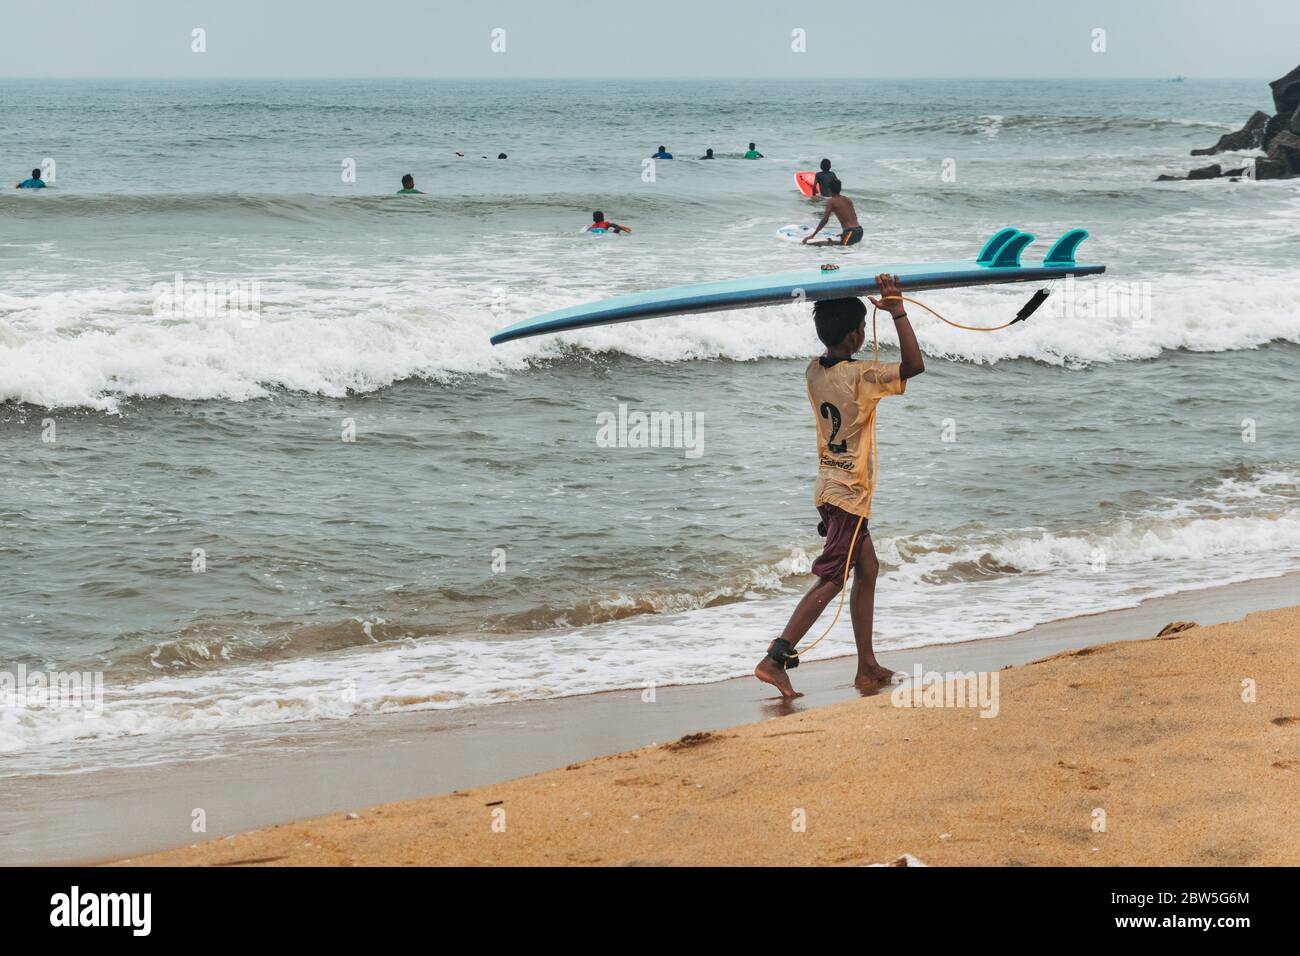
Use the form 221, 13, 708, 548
867, 274, 908, 318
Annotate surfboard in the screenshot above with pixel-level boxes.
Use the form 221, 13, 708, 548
776, 223, 842, 245
490, 228, 1103, 345
795, 171, 817, 197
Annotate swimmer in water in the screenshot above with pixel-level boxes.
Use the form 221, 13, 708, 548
396, 174, 423, 194
586, 210, 630, 234
15, 167, 46, 189
813, 159, 838, 198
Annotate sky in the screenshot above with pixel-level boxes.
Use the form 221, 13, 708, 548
1, 0, 1296, 79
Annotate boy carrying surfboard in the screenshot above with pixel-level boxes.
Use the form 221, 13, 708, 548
755, 274, 924, 698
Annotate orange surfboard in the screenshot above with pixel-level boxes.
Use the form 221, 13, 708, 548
795, 171, 817, 197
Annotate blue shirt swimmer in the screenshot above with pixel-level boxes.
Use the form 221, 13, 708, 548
651, 146, 673, 159
15, 168, 46, 188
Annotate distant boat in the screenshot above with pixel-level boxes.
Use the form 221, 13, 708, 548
1167, 76, 1186, 83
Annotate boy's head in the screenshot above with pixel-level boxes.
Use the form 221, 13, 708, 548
813, 298, 867, 351
826, 178, 842, 196
592, 210, 604, 221
401, 174, 414, 188
819, 158, 831, 171
749, 142, 756, 149
32, 168, 42, 179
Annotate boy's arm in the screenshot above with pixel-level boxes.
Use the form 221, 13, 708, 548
868, 273, 925, 380
803, 205, 832, 242
893, 313, 925, 380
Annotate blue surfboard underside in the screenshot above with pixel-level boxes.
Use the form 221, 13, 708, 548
490, 228, 1105, 345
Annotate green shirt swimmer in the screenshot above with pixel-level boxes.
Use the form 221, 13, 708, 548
397, 174, 423, 194
743, 142, 763, 159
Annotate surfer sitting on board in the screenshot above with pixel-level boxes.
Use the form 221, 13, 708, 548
396, 174, 423, 194
813, 158, 838, 197
803, 179, 862, 246
587, 211, 630, 234
744, 142, 764, 159
651, 146, 674, 159
755, 274, 924, 698
699, 148, 715, 160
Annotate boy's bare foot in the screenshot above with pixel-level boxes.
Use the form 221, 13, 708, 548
754, 657, 799, 699
854, 664, 897, 692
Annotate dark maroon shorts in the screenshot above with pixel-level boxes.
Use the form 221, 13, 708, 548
810, 503, 869, 580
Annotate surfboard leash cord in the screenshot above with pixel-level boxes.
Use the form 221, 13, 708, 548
871, 287, 1053, 337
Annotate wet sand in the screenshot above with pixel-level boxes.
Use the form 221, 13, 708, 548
105, 579, 1300, 866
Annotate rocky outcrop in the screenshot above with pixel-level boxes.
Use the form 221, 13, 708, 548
1158, 64, 1300, 180
1263, 112, 1286, 146
1191, 110, 1270, 155
1254, 159, 1288, 180
1269, 63, 1300, 117
1266, 130, 1300, 171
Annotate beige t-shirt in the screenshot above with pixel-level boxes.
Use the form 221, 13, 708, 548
805, 358, 906, 518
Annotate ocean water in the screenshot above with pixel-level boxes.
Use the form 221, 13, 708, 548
2, 78, 1298, 773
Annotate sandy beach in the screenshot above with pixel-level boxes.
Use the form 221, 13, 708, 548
118, 601, 1300, 867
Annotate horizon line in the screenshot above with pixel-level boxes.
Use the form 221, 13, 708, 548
0, 74, 1272, 82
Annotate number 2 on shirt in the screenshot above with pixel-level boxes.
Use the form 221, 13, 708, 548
819, 402, 848, 454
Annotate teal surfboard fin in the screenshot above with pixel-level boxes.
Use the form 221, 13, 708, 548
991, 231, 1035, 268
976, 228, 1021, 265
1043, 228, 1090, 267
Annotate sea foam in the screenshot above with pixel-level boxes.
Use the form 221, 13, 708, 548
2, 269, 1298, 411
